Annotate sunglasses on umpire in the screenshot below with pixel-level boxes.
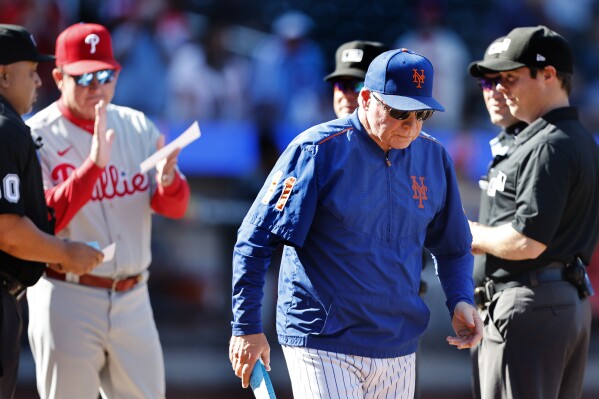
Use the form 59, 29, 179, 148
333, 79, 365, 94
371, 93, 434, 121
478, 77, 501, 90
67, 69, 116, 87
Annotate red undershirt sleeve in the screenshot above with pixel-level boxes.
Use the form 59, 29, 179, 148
150, 171, 190, 219
46, 158, 104, 233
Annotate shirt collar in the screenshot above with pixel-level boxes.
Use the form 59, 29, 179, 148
57, 97, 95, 134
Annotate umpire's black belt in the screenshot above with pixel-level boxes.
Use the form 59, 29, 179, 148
492, 263, 567, 292
475, 262, 567, 309
0, 271, 26, 298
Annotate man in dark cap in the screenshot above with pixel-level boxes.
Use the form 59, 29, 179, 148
468, 25, 599, 399
324, 40, 388, 118
0, 24, 103, 398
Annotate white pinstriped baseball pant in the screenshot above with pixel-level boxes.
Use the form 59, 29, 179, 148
282, 346, 416, 399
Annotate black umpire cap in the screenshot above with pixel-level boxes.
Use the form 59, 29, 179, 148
468, 25, 573, 77
324, 40, 389, 82
0, 24, 55, 65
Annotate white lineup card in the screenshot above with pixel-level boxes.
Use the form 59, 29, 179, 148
139, 121, 201, 174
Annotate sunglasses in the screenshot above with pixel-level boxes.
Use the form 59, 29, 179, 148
371, 93, 434, 121
478, 77, 501, 90
333, 80, 364, 94
69, 69, 116, 87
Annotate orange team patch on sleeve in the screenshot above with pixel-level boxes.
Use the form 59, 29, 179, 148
261, 171, 283, 205
275, 177, 297, 211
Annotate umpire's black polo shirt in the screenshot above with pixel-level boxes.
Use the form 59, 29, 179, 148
0, 96, 51, 286
474, 107, 599, 285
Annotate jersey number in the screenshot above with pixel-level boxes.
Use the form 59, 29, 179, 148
0, 174, 20, 203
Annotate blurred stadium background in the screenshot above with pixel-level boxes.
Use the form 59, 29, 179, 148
4, 0, 599, 397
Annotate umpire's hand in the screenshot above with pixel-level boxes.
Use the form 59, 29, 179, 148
229, 333, 271, 388
446, 301, 483, 349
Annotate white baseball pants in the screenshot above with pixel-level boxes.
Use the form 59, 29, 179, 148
27, 277, 165, 399
282, 345, 416, 399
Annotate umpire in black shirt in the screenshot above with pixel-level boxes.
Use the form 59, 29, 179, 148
0, 24, 103, 398
468, 26, 599, 399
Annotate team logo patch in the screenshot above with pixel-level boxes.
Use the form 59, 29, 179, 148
411, 176, 428, 209
341, 49, 364, 63
275, 177, 297, 211
412, 69, 425, 88
487, 38, 510, 55
261, 171, 283, 205
85, 33, 100, 54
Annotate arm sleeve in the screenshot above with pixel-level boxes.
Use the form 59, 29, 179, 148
150, 169, 190, 219
512, 143, 571, 245
425, 149, 475, 315
45, 158, 104, 233
231, 222, 283, 335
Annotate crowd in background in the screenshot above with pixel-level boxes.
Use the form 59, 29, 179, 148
3, 0, 599, 135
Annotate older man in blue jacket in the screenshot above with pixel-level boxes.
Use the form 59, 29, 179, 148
230, 48, 482, 399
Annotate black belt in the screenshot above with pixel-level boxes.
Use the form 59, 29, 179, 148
492, 265, 567, 292
0, 271, 26, 299
475, 262, 568, 309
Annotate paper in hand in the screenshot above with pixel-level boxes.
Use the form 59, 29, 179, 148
101, 243, 116, 262
139, 121, 201, 174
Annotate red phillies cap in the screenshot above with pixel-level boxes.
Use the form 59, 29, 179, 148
55, 22, 121, 75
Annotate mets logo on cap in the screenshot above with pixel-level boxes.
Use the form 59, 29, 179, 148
55, 22, 121, 75
364, 48, 444, 112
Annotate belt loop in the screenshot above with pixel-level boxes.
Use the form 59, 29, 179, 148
65, 272, 79, 284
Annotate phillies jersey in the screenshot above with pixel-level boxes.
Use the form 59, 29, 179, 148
232, 110, 474, 358
27, 101, 173, 277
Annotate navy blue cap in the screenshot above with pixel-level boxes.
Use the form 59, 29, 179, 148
364, 48, 444, 112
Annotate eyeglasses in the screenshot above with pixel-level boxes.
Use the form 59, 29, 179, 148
478, 77, 500, 90
371, 93, 434, 121
333, 80, 364, 94
69, 69, 116, 87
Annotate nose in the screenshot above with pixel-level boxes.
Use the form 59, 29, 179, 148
34, 72, 42, 88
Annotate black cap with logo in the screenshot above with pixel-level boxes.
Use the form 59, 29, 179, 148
468, 25, 573, 77
0, 24, 55, 65
324, 40, 389, 82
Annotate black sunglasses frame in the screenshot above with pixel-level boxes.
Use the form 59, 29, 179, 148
371, 93, 434, 121
478, 77, 501, 91
333, 79, 365, 94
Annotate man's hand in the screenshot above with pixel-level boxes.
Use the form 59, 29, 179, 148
90, 100, 115, 168
155, 135, 181, 187
56, 242, 104, 275
446, 301, 483, 349
229, 333, 270, 389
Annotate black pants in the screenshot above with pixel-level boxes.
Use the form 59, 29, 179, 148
472, 281, 591, 399
0, 288, 22, 399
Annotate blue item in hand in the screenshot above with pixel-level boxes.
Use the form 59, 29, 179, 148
250, 360, 276, 399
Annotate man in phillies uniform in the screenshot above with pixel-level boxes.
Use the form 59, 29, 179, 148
229, 48, 482, 398
0, 24, 103, 399
26, 22, 190, 399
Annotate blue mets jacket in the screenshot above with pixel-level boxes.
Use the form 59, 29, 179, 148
232, 110, 474, 358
